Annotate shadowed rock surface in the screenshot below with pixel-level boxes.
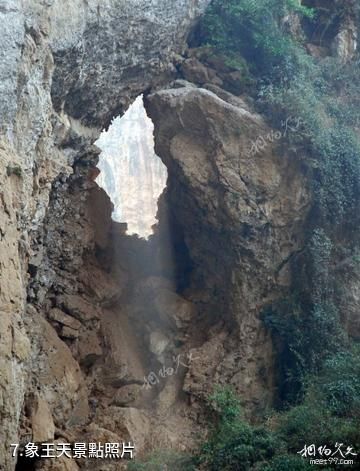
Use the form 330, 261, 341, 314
0, 1, 359, 470
0, 1, 209, 469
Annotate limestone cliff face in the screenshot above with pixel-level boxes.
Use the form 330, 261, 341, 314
146, 85, 311, 409
0, 1, 209, 469
96, 96, 167, 238
302, 0, 358, 61
1, 1, 358, 470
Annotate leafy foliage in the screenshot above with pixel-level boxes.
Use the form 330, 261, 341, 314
202, 0, 360, 221
274, 379, 360, 462
196, 385, 359, 470
187, 3, 360, 469
262, 228, 349, 402
128, 450, 196, 471
202, 0, 313, 75
261, 67, 360, 220
316, 348, 360, 418
262, 299, 344, 403
6, 165, 22, 177
197, 387, 280, 470
262, 454, 314, 471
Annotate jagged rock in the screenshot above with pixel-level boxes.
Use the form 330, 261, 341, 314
180, 57, 213, 84
0, 0, 211, 461
29, 394, 55, 443
79, 261, 126, 306
95, 406, 150, 453
61, 326, 80, 340
1, 0, 358, 467
185, 47, 248, 93
203, 83, 252, 110
56, 295, 100, 322
153, 289, 196, 330
146, 85, 311, 408
12, 325, 31, 362
35, 440, 80, 471
110, 384, 142, 407
332, 24, 358, 62
81, 423, 122, 443
171, 79, 198, 89
48, 308, 82, 330
183, 333, 227, 399
149, 330, 171, 361
32, 315, 90, 427
78, 330, 103, 367
101, 364, 134, 389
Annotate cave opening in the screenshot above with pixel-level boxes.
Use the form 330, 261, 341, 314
301, 0, 342, 47
15, 452, 39, 471
95, 95, 168, 239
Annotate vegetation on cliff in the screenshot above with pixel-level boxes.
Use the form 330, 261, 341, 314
194, 0, 360, 468
129, 1, 359, 469
202, 0, 359, 215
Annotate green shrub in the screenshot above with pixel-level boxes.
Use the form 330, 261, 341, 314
259, 58, 360, 221
6, 164, 22, 177
316, 348, 360, 418
202, 1, 360, 221
202, 0, 313, 76
262, 454, 314, 471
128, 450, 196, 471
196, 385, 359, 470
262, 298, 344, 403
197, 387, 280, 470
276, 393, 360, 455
195, 3, 360, 469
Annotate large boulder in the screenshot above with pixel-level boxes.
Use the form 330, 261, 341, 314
146, 85, 312, 408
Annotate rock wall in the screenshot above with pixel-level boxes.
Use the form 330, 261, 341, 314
0, 1, 210, 469
1, 1, 358, 470
95, 96, 168, 238
302, 0, 358, 60
146, 84, 312, 410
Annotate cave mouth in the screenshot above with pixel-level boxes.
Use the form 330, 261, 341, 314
15, 453, 39, 471
95, 95, 168, 239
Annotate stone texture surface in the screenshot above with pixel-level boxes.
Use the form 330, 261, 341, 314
30, 394, 56, 443
0, 142, 31, 471
146, 85, 312, 409
0, 1, 210, 469
96, 96, 168, 238
304, 0, 358, 62
0, 1, 359, 470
